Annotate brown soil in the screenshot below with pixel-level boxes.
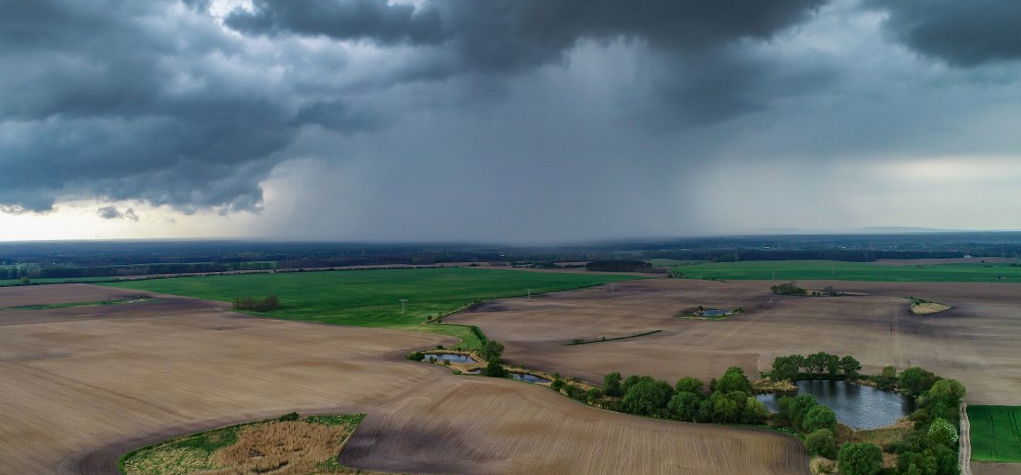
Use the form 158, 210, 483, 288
448, 278, 1021, 405
0, 284, 808, 475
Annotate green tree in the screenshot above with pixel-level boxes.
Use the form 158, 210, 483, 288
876, 365, 898, 390
675, 376, 704, 394
19, 276, 30, 285
741, 397, 769, 424
839, 355, 862, 380
479, 340, 505, 363
900, 367, 938, 396
806, 428, 837, 459
824, 354, 840, 376
926, 379, 966, 404
837, 442, 883, 475
707, 391, 741, 423
803, 405, 837, 433
481, 360, 507, 377
930, 444, 958, 475
603, 372, 623, 397
806, 352, 830, 374
667, 391, 702, 421
715, 367, 752, 393
771, 356, 800, 382
928, 418, 959, 448
778, 394, 818, 431
897, 451, 936, 475
621, 377, 673, 416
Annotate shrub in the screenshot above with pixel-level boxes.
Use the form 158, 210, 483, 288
406, 352, 425, 361
667, 391, 703, 422
564, 384, 587, 401
899, 367, 938, 396
771, 282, 807, 296
715, 367, 752, 393
481, 361, 507, 378
278, 412, 300, 422
479, 340, 505, 363
550, 379, 564, 391
232, 295, 281, 312
927, 418, 959, 448
806, 428, 837, 459
621, 377, 673, 416
876, 365, 898, 390
837, 442, 882, 475
741, 397, 769, 424
803, 405, 838, 433
674, 376, 704, 395
603, 372, 623, 397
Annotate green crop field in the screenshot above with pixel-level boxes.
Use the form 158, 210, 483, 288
104, 268, 642, 348
666, 260, 1021, 283
968, 405, 1021, 463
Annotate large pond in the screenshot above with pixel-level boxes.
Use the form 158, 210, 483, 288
424, 353, 477, 364
756, 380, 915, 430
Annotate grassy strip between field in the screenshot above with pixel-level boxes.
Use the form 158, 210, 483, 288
565, 329, 662, 345
967, 405, 1021, 462
3, 297, 151, 311
119, 413, 365, 475
668, 259, 1021, 282
103, 267, 643, 349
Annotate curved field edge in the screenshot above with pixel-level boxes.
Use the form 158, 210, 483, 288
118, 413, 366, 475
101, 267, 644, 349
968, 405, 1021, 463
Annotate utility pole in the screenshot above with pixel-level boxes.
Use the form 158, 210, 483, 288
399, 298, 408, 314
527, 289, 533, 301
215, 307, 223, 330
610, 282, 615, 296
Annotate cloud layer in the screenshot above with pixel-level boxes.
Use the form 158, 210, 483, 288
3, 0, 1021, 240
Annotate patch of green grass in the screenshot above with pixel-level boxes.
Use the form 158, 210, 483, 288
304, 414, 365, 426
104, 268, 642, 349
669, 260, 1021, 283
968, 405, 1021, 462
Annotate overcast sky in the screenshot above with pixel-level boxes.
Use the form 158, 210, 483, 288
3, 0, 1021, 242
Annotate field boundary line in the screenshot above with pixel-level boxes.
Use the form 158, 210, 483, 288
960, 401, 972, 475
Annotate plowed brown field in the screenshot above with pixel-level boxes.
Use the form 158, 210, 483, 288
449, 278, 1021, 405
0, 284, 807, 475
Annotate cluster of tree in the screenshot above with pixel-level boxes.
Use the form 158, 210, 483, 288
478, 340, 507, 377
585, 260, 653, 272
770, 352, 862, 381
232, 295, 281, 312
775, 394, 840, 459
570, 367, 771, 425
770, 282, 807, 295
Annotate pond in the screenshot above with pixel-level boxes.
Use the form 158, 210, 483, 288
700, 308, 731, 317
509, 372, 551, 384
756, 380, 914, 430
424, 353, 477, 364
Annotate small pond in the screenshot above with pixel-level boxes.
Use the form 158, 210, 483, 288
700, 308, 731, 317
756, 380, 914, 430
424, 353, 477, 364
509, 372, 551, 384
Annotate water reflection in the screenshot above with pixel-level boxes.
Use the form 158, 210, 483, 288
757, 380, 914, 429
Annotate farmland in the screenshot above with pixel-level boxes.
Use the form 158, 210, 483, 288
104, 267, 641, 348
0, 283, 807, 474
449, 278, 1021, 406
969, 405, 1021, 463
667, 259, 1021, 282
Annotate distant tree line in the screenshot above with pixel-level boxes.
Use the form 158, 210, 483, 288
770, 352, 862, 381
585, 260, 653, 272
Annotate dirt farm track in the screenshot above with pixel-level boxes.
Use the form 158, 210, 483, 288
0, 284, 807, 475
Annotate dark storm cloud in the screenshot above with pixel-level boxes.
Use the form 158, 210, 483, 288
228, 0, 825, 74
865, 0, 1021, 67
0, 0, 362, 212
227, 0, 830, 123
